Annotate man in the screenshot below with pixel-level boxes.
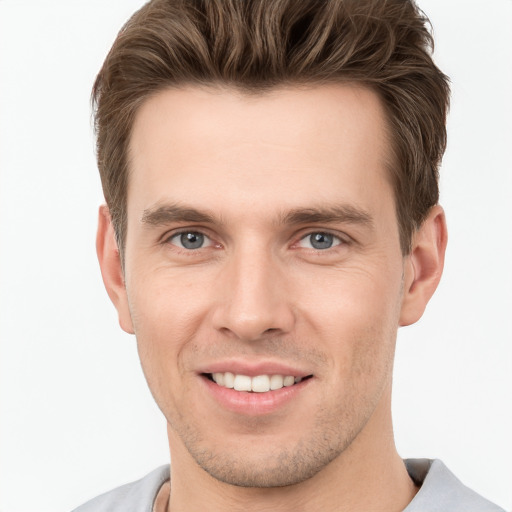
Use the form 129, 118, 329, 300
73, 0, 505, 510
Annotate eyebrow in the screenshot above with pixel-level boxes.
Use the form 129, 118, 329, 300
141, 204, 218, 226
141, 203, 374, 229
278, 205, 374, 229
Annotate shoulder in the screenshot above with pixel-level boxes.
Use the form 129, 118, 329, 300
404, 459, 506, 512
71, 465, 170, 512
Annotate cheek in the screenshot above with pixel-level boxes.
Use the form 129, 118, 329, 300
126, 271, 210, 392
297, 263, 402, 376
128, 264, 210, 336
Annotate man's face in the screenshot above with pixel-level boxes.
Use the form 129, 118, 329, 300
120, 85, 409, 486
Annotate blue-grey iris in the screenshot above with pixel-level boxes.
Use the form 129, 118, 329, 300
181, 232, 204, 249
310, 232, 334, 250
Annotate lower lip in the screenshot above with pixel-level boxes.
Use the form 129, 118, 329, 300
200, 375, 312, 416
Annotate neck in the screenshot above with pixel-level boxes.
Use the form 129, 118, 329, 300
166, 388, 417, 512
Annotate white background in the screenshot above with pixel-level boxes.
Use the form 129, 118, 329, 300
0, 1, 511, 511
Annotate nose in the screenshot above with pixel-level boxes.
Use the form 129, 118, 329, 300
211, 248, 295, 342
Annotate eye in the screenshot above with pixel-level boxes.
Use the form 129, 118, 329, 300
168, 231, 212, 250
298, 232, 342, 250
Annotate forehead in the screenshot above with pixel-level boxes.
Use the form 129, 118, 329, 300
127, 84, 393, 221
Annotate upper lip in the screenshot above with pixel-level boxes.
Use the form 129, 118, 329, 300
197, 359, 312, 378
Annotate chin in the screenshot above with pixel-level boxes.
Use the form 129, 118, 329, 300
172, 414, 361, 489
192, 447, 339, 488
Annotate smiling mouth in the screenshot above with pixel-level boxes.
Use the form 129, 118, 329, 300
204, 372, 313, 393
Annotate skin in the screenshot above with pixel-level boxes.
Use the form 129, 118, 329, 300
97, 84, 447, 511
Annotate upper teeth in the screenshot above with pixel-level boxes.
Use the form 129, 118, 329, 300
211, 372, 303, 393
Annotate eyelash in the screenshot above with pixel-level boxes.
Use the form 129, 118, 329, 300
295, 231, 345, 251
163, 230, 217, 252
161, 229, 350, 253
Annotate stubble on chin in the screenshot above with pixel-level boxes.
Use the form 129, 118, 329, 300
166, 393, 375, 489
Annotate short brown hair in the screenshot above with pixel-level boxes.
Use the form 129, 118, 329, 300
92, 0, 450, 257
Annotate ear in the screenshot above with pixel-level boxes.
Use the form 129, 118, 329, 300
96, 205, 134, 334
399, 205, 448, 326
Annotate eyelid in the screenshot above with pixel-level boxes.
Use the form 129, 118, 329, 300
159, 226, 350, 251
293, 229, 350, 250
162, 228, 217, 249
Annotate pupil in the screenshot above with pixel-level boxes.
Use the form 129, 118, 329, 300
181, 232, 204, 249
310, 232, 333, 250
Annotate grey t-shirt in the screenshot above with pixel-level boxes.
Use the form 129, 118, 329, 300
72, 459, 505, 511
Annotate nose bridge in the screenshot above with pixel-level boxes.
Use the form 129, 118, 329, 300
212, 242, 294, 340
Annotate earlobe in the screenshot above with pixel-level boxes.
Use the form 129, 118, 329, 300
96, 205, 134, 334
399, 205, 448, 327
